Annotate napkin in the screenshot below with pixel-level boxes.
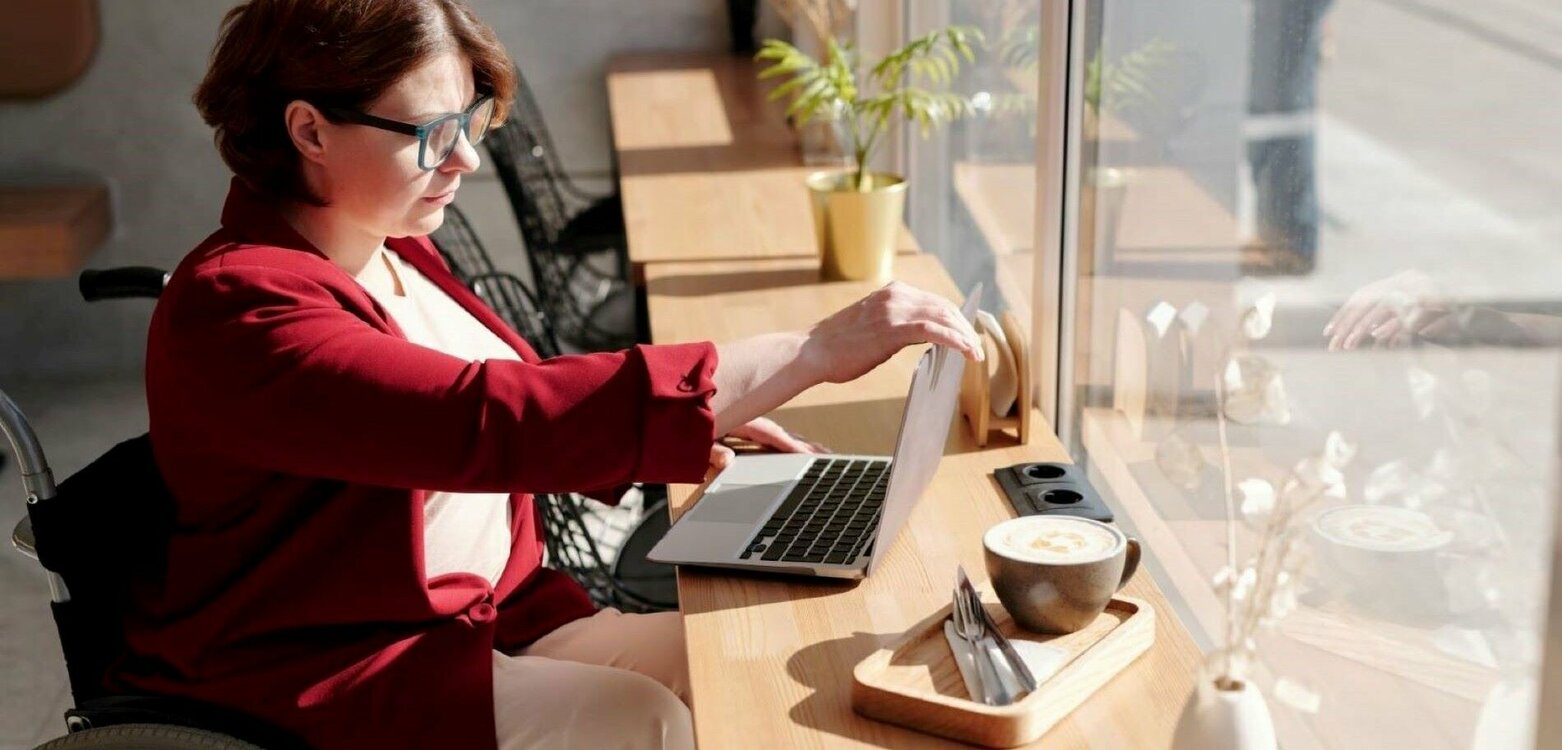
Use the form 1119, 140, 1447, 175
943, 620, 985, 702
944, 619, 1074, 704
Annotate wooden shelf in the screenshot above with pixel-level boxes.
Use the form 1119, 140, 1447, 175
0, 185, 111, 279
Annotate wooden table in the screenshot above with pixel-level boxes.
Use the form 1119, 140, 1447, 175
607, 52, 918, 271
645, 252, 1203, 748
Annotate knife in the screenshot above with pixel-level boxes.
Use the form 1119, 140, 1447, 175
942, 619, 986, 704
957, 566, 1039, 693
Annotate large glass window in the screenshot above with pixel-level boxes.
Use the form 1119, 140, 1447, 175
1061, 0, 1562, 746
903, 0, 1046, 321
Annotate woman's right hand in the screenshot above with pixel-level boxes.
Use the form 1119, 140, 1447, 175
1324, 270, 1452, 350
801, 281, 984, 384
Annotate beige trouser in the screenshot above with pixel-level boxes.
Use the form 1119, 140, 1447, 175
492, 608, 694, 749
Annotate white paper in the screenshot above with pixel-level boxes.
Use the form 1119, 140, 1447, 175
945, 619, 1071, 704
943, 620, 984, 702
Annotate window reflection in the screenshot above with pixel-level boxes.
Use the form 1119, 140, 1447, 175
1063, 0, 1562, 747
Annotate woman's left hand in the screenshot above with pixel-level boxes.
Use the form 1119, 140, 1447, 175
705, 442, 736, 483
705, 418, 826, 482
727, 417, 831, 454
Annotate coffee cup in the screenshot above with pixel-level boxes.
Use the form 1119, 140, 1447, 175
1309, 504, 1454, 621
982, 516, 1141, 634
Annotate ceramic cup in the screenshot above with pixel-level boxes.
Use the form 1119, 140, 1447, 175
983, 516, 1141, 634
1309, 504, 1454, 622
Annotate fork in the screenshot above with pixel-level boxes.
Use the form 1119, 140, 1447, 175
952, 584, 1005, 705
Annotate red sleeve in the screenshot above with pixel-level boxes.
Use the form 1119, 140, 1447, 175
155, 262, 718, 493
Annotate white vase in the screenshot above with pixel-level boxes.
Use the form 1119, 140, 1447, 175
1169, 678, 1278, 750
1471, 676, 1538, 750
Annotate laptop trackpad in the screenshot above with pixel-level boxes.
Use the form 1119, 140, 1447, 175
694, 483, 785, 525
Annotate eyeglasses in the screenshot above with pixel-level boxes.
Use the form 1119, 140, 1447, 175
319, 93, 496, 171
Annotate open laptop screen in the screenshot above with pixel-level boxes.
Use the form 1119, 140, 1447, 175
866, 284, 982, 573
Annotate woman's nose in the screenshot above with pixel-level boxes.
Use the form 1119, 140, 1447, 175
439, 130, 481, 174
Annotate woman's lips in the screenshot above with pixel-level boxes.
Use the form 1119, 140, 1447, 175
422, 191, 455, 206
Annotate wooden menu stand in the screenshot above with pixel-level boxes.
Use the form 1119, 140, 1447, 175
960, 309, 1032, 447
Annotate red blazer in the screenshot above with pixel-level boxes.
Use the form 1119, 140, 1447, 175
116, 179, 717, 749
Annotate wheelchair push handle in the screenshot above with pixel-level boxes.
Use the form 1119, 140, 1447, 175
79, 267, 169, 302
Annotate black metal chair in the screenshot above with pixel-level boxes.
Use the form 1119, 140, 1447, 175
427, 200, 499, 281
8, 268, 308, 749
427, 204, 566, 357
430, 205, 675, 612
505, 64, 622, 215
485, 90, 636, 352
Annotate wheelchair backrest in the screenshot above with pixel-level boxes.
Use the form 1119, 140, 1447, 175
28, 433, 175, 703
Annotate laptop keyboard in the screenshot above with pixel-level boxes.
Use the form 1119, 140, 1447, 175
738, 458, 891, 566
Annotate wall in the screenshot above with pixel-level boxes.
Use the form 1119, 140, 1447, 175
0, 0, 729, 381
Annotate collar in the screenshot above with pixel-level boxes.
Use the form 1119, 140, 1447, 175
218, 177, 330, 260
216, 177, 541, 363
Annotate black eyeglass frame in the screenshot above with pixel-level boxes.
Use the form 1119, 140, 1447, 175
318, 92, 497, 171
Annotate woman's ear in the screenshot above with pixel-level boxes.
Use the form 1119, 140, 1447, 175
283, 100, 329, 165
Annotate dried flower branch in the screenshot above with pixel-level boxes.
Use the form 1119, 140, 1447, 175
1209, 292, 1354, 685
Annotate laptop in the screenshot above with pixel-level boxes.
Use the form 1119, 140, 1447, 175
648, 284, 982, 580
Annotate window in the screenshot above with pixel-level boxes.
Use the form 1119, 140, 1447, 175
902, 0, 1046, 325
1057, 0, 1562, 746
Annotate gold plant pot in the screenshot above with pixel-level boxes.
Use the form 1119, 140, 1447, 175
806, 171, 907, 283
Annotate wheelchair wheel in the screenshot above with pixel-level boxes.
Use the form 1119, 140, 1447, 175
34, 723, 265, 750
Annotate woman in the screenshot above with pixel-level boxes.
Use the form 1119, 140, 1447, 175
117, 1, 983, 749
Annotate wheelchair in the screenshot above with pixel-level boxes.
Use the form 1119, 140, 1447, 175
4, 267, 310, 749
7, 255, 677, 748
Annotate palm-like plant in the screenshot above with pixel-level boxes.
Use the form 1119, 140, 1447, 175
1083, 38, 1177, 115
992, 26, 1177, 121
756, 27, 984, 191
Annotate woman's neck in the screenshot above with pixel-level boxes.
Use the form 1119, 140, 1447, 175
278, 201, 385, 276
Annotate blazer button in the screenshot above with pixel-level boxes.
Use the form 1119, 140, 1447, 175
468, 602, 496, 623
677, 364, 703, 393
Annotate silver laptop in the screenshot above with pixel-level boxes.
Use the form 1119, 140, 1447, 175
648, 285, 981, 580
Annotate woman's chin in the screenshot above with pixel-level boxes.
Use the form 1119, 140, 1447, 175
404, 206, 447, 237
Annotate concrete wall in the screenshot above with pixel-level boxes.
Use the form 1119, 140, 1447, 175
0, 0, 730, 381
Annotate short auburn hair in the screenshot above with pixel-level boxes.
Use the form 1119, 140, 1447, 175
194, 0, 515, 205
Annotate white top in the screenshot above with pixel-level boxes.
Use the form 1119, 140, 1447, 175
354, 246, 516, 587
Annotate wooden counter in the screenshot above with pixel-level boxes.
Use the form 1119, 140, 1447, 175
644, 252, 1203, 748
608, 52, 918, 270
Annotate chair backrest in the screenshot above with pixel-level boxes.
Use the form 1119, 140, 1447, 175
428, 203, 564, 359
534, 494, 623, 610
483, 122, 600, 331
28, 433, 175, 704
428, 202, 497, 283
484, 119, 573, 251
505, 64, 575, 193
534, 493, 670, 613
468, 272, 563, 360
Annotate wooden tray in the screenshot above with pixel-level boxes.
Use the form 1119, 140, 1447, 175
851, 596, 1155, 748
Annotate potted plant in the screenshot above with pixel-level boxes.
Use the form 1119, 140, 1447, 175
761, 0, 856, 166
756, 27, 981, 282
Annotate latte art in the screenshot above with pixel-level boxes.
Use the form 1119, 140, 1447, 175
1316, 505, 1451, 552
987, 517, 1122, 563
